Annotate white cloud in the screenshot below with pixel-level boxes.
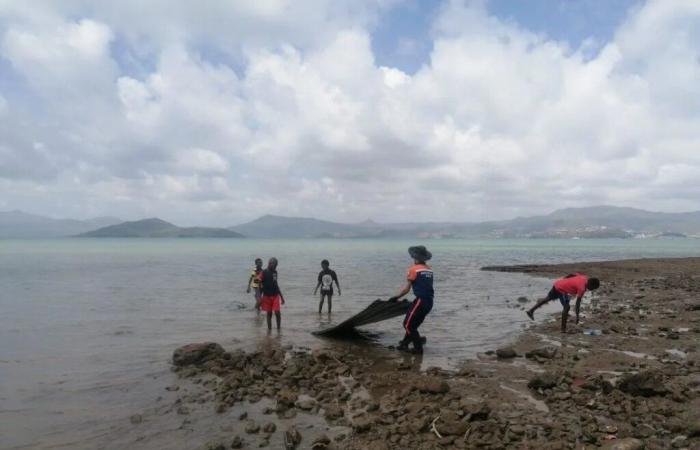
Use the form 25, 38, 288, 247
0, 0, 699, 224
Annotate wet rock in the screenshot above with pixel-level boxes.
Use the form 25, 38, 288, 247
323, 404, 344, 420
284, 426, 302, 449
528, 372, 559, 390
295, 396, 316, 411
618, 371, 668, 397
276, 389, 298, 408
129, 414, 143, 424
230, 435, 243, 449
413, 376, 449, 394
496, 347, 518, 359
351, 414, 373, 433
173, 342, 225, 367
435, 409, 469, 435
688, 417, 700, 437
204, 442, 225, 450
262, 422, 276, 433
670, 435, 687, 448
459, 399, 491, 421
600, 438, 644, 450
311, 434, 331, 449
517, 296, 529, 303
525, 346, 558, 360
245, 420, 260, 434
239, 412, 248, 420
312, 349, 336, 362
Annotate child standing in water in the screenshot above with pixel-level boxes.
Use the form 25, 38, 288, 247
257, 257, 285, 330
526, 273, 600, 332
246, 258, 263, 311
313, 259, 341, 314
388, 246, 433, 354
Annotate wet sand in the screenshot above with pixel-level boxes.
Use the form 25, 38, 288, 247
158, 258, 699, 449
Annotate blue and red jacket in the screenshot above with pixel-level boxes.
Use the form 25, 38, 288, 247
408, 263, 433, 302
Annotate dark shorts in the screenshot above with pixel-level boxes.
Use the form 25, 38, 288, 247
546, 286, 571, 306
320, 289, 333, 297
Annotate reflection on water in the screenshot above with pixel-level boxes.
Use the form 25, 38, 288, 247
2, 237, 700, 448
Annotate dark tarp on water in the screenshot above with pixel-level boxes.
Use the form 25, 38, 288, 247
312, 299, 411, 337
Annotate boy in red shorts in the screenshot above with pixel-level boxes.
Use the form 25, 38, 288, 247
257, 257, 285, 330
526, 273, 600, 332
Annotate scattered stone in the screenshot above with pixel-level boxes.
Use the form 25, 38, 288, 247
295, 396, 316, 411
311, 434, 330, 449
351, 414, 373, 433
238, 412, 248, 420
262, 422, 276, 433
176, 406, 190, 415
276, 389, 298, 408
496, 347, 518, 359
517, 296, 529, 303
204, 442, 225, 450
459, 398, 491, 421
129, 414, 143, 425
324, 404, 344, 420
618, 371, 668, 397
245, 420, 260, 434
525, 346, 558, 360
688, 417, 700, 437
173, 342, 225, 367
527, 372, 559, 390
600, 437, 644, 450
230, 435, 243, 449
413, 376, 449, 394
284, 426, 302, 449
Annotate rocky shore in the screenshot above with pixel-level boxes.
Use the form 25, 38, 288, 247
166, 258, 700, 449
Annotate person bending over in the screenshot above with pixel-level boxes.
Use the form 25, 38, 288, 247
526, 273, 600, 332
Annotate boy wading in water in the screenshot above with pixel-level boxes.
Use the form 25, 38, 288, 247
246, 258, 263, 311
313, 259, 341, 314
389, 246, 434, 354
257, 257, 285, 330
526, 273, 600, 332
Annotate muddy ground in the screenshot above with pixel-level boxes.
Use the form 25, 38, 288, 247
163, 258, 700, 449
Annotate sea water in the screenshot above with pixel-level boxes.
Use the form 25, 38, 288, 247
2, 237, 700, 449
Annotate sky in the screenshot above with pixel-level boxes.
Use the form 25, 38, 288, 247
1, 0, 699, 226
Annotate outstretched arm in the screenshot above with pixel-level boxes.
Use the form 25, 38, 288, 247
575, 296, 583, 323
246, 274, 254, 293
388, 281, 412, 301
334, 273, 341, 296
313, 272, 322, 295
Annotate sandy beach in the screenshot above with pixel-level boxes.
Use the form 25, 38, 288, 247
163, 257, 700, 450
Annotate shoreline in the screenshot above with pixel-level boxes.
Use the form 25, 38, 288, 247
156, 257, 699, 449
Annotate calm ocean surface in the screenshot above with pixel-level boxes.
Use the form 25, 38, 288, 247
2, 238, 700, 449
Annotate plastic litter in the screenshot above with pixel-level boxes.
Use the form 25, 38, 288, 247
583, 329, 603, 336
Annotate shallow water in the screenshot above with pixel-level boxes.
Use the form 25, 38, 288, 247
2, 237, 700, 449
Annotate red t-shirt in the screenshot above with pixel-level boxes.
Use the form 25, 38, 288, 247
554, 274, 588, 297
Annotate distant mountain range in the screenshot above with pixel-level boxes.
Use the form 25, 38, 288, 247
0, 210, 121, 238
228, 206, 700, 239
3, 206, 700, 239
77, 218, 244, 238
